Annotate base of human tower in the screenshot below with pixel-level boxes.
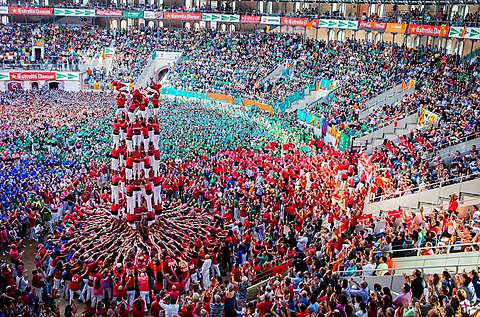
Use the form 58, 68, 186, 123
64, 202, 226, 261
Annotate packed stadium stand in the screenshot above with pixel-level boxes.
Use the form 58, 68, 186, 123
0, 1, 478, 317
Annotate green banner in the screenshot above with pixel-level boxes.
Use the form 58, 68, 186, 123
123, 10, 144, 19
54, 8, 95, 16
338, 132, 350, 152
449, 26, 480, 40
55, 72, 79, 81
202, 13, 239, 23
318, 19, 358, 30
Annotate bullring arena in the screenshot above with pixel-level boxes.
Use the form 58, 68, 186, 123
0, 2, 479, 317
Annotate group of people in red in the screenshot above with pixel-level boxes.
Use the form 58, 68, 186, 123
110, 78, 166, 229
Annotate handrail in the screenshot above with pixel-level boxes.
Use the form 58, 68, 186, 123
401, 196, 480, 215
335, 261, 480, 278
384, 242, 480, 257
361, 82, 403, 113
367, 174, 478, 204
354, 109, 419, 143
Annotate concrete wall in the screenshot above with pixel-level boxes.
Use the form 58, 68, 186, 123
363, 177, 480, 215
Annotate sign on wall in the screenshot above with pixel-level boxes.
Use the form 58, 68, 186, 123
54, 8, 95, 16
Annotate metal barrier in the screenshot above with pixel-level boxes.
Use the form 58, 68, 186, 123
337, 261, 479, 294
246, 260, 290, 302
363, 176, 480, 215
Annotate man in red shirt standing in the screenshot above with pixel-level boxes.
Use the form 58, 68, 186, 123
69, 273, 85, 304
256, 293, 272, 317
150, 294, 162, 317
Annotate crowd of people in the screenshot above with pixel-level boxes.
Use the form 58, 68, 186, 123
0, 82, 477, 317
0, 20, 478, 317
0, 23, 108, 69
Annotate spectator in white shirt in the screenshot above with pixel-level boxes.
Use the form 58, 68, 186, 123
160, 295, 180, 317
362, 257, 376, 276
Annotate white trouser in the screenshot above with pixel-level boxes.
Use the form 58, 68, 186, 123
84, 285, 93, 303
133, 135, 142, 147
133, 162, 142, 178
137, 109, 146, 119
144, 167, 151, 178
126, 196, 134, 214
113, 134, 120, 148
202, 270, 210, 289
143, 137, 150, 151
111, 185, 120, 204
92, 294, 103, 307
134, 191, 142, 207
145, 193, 153, 211
190, 272, 198, 283
119, 181, 125, 194
111, 157, 119, 171
213, 264, 221, 277
152, 134, 159, 150
115, 108, 127, 118
153, 186, 161, 205
69, 289, 85, 304
153, 160, 160, 176
127, 111, 135, 122
126, 168, 133, 180
126, 139, 133, 152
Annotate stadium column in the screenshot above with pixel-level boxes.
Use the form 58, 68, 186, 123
477, 4, 480, 26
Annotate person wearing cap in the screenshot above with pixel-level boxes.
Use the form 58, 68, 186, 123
151, 294, 162, 317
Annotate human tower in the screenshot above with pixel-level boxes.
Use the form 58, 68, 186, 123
63, 80, 226, 263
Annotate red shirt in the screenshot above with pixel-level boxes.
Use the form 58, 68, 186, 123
256, 300, 272, 317
151, 300, 162, 317
70, 274, 82, 291
132, 302, 145, 317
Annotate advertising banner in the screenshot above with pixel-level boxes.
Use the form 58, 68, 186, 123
449, 26, 480, 39
408, 24, 450, 37
260, 16, 281, 25
0, 7, 8, 14
55, 72, 79, 81
318, 19, 358, 29
281, 17, 318, 27
9, 7, 53, 15
96, 9, 123, 17
7, 82, 22, 91
10, 72, 56, 81
104, 47, 115, 58
54, 8, 95, 16
163, 11, 202, 21
0, 73, 9, 80
386, 23, 407, 34
123, 10, 144, 19
358, 20, 387, 31
202, 13, 240, 23
241, 15, 261, 24
143, 11, 162, 19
